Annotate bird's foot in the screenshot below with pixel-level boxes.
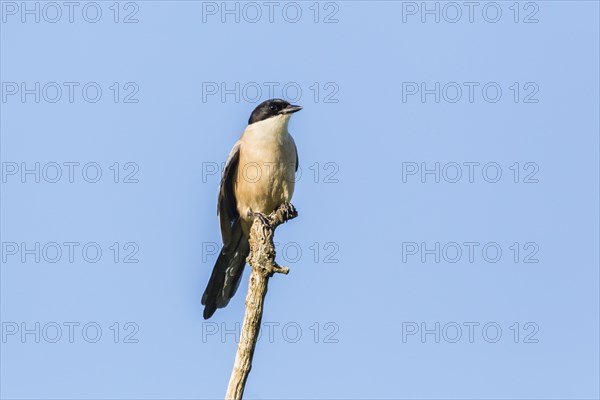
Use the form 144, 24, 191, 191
278, 202, 298, 222
247, 209, 271, 228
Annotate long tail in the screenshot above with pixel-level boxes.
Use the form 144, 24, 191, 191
201, 222, 250, 319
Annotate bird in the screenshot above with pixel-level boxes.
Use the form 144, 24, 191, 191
202, 99, 302, 319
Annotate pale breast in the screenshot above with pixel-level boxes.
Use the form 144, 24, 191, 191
234, 124, 297, 219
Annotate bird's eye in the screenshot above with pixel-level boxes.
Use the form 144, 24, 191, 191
269, 104, 277, 111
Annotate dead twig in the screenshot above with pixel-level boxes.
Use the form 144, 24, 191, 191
225, 202, 298, 400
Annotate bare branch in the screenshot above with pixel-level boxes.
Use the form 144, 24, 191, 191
225, 203, 298, 400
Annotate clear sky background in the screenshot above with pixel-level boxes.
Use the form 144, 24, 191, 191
1, 1, 599, 399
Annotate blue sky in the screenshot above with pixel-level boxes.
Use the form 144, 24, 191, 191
1, 1, 599, 399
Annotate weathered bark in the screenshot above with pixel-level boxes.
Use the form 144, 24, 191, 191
225, 203, 298, 400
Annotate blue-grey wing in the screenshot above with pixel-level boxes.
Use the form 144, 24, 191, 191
218, 141, 241, 246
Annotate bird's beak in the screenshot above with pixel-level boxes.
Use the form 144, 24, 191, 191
280, 104, 303, 114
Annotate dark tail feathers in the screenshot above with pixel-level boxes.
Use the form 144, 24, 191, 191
201, 228, 249, 319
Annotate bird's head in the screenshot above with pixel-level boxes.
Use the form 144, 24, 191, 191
248, 99, 302, 125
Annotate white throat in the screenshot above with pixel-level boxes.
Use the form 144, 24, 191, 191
246, 114, 291, 139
